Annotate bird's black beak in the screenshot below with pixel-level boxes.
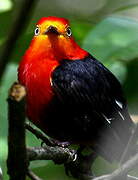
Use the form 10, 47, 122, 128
45, 26, 59, 35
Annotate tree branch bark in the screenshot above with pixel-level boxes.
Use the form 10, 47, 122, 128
27, 146, 76, 164
25, 123, 54, 146
27, 170, 43, 180
120, 124, 138, 164
93, 152, 138, 180
27, 145, 138, 180
7, 82, 27, 180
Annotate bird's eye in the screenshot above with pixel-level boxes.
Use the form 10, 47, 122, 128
34, 27, 40, 36
66, 27, 72, 37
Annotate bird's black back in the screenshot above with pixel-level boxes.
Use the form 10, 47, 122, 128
42, 54, 134, 162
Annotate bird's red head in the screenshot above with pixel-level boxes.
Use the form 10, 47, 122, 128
26, 16, 88, 61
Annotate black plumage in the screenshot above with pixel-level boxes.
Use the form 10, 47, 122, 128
42, 54, 134, 162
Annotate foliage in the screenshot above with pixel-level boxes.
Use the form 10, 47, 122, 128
0, 0, 138, 179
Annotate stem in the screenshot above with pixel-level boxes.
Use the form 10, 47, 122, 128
27, 170, 43, 180
7, 83, 27, 180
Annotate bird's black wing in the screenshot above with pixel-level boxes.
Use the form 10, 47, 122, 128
51, 54, 133, 161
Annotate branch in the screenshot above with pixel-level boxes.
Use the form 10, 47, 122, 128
27, 170, 43, 180
127, 175, 138, 180
93, 151, 138, 180
7, 82, 27, 180
26, 124, 96, 179
0, 0, 38, 81
27, 146, 76, 164
93, 174, 138, 180
120, 124, 138, 164
27, 145, 138, 180
27, 146, 97, 180
25, 123, 54, 146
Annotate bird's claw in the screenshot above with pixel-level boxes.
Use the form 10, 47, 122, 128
50, 139, 71, 148
41, 141, 46, 147
72, 153, 77, 162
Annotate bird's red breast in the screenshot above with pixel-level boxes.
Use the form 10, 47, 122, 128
18, 16, 88, 127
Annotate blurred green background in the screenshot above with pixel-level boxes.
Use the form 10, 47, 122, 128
0, 0, 138, 179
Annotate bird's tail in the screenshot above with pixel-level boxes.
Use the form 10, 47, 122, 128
92, 111, 135, 162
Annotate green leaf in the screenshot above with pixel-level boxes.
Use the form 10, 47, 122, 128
82, 16, 138, 82
83, 16, 138, 61
71, 21, 94, 45
108, 61, 127, 83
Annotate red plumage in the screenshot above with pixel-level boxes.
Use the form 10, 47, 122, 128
37, 16, 69, 26
18, 16, 134, 162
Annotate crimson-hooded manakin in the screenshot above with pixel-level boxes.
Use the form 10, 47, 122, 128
18, 16, 134, 162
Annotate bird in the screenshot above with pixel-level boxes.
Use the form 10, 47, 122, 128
18, 16, 134, 162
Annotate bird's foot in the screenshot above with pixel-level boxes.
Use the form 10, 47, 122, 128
64, 151, 96, 178
41, 138, 71, 148
50, 139, 71, 148
64, 146, 97, 178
